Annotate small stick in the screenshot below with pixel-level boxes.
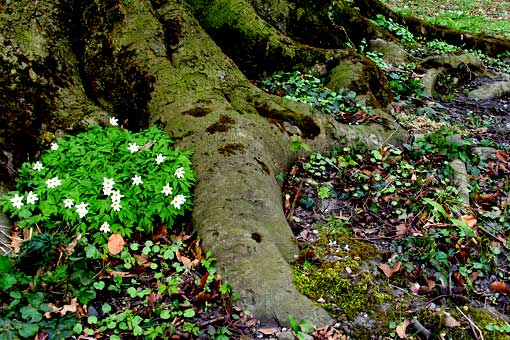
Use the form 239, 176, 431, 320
456, 307, 484, 340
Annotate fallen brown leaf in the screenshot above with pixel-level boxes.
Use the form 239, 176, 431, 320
10, 230, 22, 253
396, 319, 411, 339
108, 233, 125, 255
460, 215, 477, 229
65, 233, 82, 255
59, 298, 79, 316
490, 281, 510, 293
444, 314, 461, 328
496, 150, 508, 163
395, 223, 408, 239
133, 254, 151, 267
378, 262, 401, 278
176, 250, 193, 269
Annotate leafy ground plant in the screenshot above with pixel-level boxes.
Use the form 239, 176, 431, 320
260, 71, 382, 125
0, 121, 256, 339
373, 14, 416, 45
0, 123, 194, 247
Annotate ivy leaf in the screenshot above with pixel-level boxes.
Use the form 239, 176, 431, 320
93, 281, 105, 290
160, 310, 171, 319
20, 306, 43, 323
84, 244, 101, 259
17, 323, 39, 338
0, 273, 18, 290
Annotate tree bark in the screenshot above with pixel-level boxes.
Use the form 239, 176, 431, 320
1, 0, 411, 326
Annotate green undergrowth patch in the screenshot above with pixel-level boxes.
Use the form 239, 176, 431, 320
259, 71, 383, 125
284, 126, 510, 338
0, 121, 251, 339
372, 14, 416, 45
361, 13, 510, 103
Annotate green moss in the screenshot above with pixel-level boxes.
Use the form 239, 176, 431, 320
293, 229, 392, 318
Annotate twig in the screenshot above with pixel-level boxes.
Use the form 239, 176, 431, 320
286, 180, 304, 224
456, 306, 484, 340
196, 316, 226, 327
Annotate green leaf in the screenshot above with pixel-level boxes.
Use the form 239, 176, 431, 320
87, 316, 98, 324
84, 244, 101, 259
299, 319, 315, 334
101, 303, 112, 314
18, 323, 39, 338
422, 198, 448, 220
73, 323, 83, 334
288, 315, 299, 333
0, 273, 17, 290
20, 306, 43, 323
0, 256, 13, 272
78, 289, 96, 304
160, 310, 171, 319
183, 309, 195, 318
27, 292, 45, 308
127, 286, 138, 298
93, 281, 105, 290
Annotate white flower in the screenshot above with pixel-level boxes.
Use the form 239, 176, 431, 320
109, 117, 118, 126
128, 143, 140, 153
103, 186, 113, 196
103, 177, 115, 188
161, 184, 173, 196
33, 161, 43, 171
100, 222, 111, 233
50, 142, 59, 150
171, 194, 186, 210
75, 202, 89, 218
10, 194, 24, 209
110, 190, 124, 203
111, 201, 122, 211
26, 191, 38, 205
155, 154, 166, 165
132, 175, 143, 186
46, 176, 62, 189
174, 167, 185, 179
63, 198, 74, 208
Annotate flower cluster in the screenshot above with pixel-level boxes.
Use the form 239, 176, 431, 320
45, 176, 62, 189
0, 121, 195, 246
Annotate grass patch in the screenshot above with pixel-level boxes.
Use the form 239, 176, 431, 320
382, 0, 510, 39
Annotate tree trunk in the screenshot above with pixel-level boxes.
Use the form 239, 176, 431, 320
4, 0, 502, 326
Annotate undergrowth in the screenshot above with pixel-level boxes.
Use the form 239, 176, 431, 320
0, 121, 249, 340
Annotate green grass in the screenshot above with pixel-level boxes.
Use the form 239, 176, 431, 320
381, 0, 510, 39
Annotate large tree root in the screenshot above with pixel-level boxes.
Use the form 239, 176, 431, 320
77, 0, 407, 325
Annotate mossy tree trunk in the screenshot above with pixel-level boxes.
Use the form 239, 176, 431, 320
0, 0, 505, 326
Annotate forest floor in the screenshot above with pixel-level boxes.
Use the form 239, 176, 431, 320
2, 2, 510, 340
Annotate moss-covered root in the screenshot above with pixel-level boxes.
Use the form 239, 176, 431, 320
248, 0, 395, 49
185, 0, 348, 78
78, 0, 407, 327
352, 0, 510, 57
